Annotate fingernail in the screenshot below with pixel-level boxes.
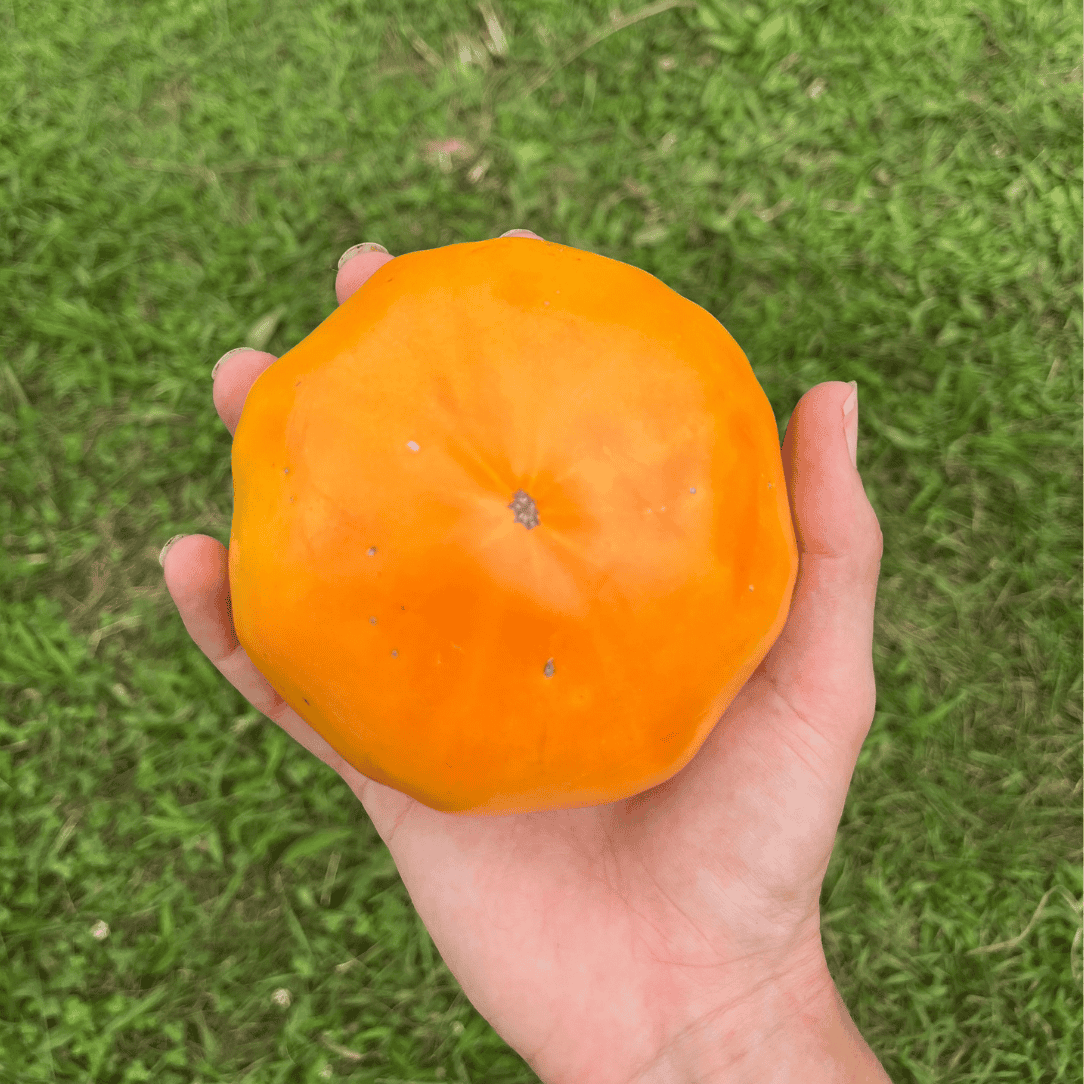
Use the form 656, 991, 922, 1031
158, 534, 188, 567
337, 242, 389, 270
212, 347, 248, 381
842, 381, 858, 469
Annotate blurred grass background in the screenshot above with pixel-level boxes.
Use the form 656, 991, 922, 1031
1, 0, 1081, 1080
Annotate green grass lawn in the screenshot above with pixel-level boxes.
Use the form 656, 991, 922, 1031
1, 0, 1080, 1080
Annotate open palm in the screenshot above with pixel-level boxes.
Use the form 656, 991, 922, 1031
163, 232, 885, 1084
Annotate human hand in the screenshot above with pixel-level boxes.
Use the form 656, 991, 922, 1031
162, 230, 887, 1084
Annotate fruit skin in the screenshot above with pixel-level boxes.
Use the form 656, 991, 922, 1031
228, 237, 798, 816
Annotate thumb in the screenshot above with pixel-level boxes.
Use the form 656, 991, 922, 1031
764, 380, 885, 763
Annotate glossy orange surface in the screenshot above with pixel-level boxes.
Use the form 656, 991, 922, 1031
228, 238, 798, 815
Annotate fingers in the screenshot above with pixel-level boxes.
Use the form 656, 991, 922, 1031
334, 242, 397, 306
211, 245, 394, 436
161, 532, 357, 774
334, 233, 540, 306
162, 534, 277, 710
212, 349, 277, 437
767, 381, 885, 757
781, 381, 883, 570
211, 231, 545, 436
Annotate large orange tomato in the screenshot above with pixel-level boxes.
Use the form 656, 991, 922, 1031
228, 238, 797, 815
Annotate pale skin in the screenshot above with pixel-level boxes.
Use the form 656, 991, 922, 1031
162, 230, 888, 1084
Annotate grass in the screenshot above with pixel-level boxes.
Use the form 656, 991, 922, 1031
0, 0, 1080, 1079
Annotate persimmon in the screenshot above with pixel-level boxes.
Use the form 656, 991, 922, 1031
228, 238, 798, 815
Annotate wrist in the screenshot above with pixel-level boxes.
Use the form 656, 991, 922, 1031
647, 964, 892, 1084
749, 978, 892, 1084
718, 976, 891, 1084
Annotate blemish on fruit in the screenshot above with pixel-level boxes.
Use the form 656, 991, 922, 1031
508, 490, 540, 530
